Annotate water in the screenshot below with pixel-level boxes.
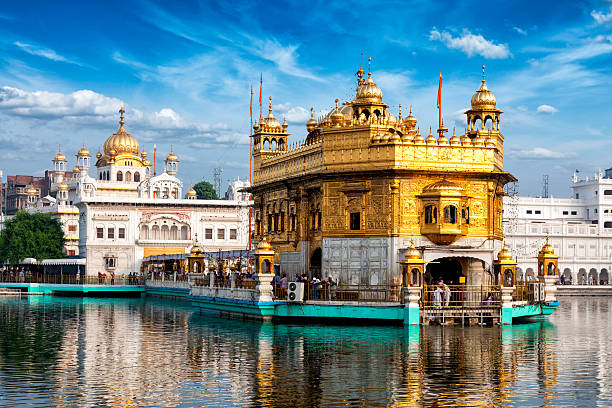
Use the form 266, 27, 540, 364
0, 296, 610, 407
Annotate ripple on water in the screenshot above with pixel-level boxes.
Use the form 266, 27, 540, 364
0, 296, 611, 407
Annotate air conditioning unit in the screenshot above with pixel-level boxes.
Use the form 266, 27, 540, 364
287, 282, 305, 302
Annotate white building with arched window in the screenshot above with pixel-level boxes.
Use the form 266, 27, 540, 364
29, 107, 252, 276
503, 169, 612, 285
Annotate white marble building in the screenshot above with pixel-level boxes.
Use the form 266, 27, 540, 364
503, 169, 612, 285
27, 107, 252, 276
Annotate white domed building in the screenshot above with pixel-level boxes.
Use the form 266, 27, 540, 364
29, 107, 252, 276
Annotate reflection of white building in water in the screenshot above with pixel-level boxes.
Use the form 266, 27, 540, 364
27, 107, 252, 276
503, 169, 612, 285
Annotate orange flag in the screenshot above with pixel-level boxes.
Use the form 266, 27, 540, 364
259, 73, 263, 123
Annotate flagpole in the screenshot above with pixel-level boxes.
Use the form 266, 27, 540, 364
437, 72, 442, 136
0, 170, 3, 233
259, 73, 263, 123
249, 86, 253, 250
153, 144, 157, 176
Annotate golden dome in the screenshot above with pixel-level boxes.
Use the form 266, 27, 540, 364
541, 235, 554, 254
58, 181, 69, 191
404, 105, 417, 129
405, 242, 421, 260
72, 166, 81, 173
449, 129, 461, 145
262, 97, 281, 130
190, 241, 203, 256
425, 128, 437, 144
186, 186, 197, 197
103, 106, 140, 157
423, 179, 464, 195
497, 241, 513, 261
306, 107, 317, 132
166, 149, 178, 162
355, 58, 383, 103
77, 144, 90, 157
141, 149, 148, 158
257, 238, 272, 251
413, 129, 425, 144
331, 99, 344, 126
471, 65, 497, 110
54, 149, 66, 162
96, 151, 102, 159
25, 184, 37, 195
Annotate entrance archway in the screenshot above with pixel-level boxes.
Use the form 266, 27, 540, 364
310, 247, 322, 279
562, 268, 572, 284
601, 269, 609, 285
578, 268, 587, 285
589, 268, 598, 285
425, 258, 462, 285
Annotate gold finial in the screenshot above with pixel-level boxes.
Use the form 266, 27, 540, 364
368, 57, 372, 77
335, 98, 339, 109
429, 126, 432, 135
310, 107, 314, 119
453, 127, 456, 136
119, 104, 125, 127
482, 64, 486, 83
268, 96, 272, 114
409, 104, 413, 114
355, 53, 365, 84
398, 104, 402, 121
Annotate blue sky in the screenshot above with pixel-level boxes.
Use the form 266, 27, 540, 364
1, 0, 612, 196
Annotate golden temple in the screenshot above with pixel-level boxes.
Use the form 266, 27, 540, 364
251, 59, 517, 288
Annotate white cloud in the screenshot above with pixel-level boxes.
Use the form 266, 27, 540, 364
510, 147, 575, 159
14, 41, 82, 66
591, 7, 612, 25
513, 26, 527, 36
247, 37, 323, 82
536, 104, 558, 114
429, 29, 511, 59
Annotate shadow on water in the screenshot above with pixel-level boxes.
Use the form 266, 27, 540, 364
0, 296, 609, 407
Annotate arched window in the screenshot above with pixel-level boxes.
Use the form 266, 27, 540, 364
125, 171, 132, 182
180, 226, 189, 240
134, 172, 140, 182
161, 225, 169, 240
278, 139, 284, 151
474, 118, 483, 131
425, 205, 437, 224
117, 171, 123, 181
263, 139, 270, 150
140, 225, 149, 240
504, 269, 514, 286
170, 226, 178, 240
484, 116, 493, 131
444, 205, 457, 224
152, 225, 160, 240
271, 139, 277, 151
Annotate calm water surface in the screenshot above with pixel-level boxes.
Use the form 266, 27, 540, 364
0, 295, 610, 407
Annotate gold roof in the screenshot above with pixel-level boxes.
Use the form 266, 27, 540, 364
166, 148, 178, 162
541, 235, 554, 254
25, 184, 37, 195
54, 148, 66, 162
471, 65, 497, 110
262, 97, 281, 130
58, 181, 69, 190
497, 241, 513, 261
355, 58, 383, 103
186, 185, 196, 197
405, 241, 421, 260
306, 107, 317, 132
77, 144, 90, 157
423, 179, 464, 194
190, 241, 203, 256
103, 106, 140, 157
72, 166, 81, 173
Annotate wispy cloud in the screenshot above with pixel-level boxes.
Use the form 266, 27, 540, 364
591, 7, 612, 25
509, 147, 576, 160
513, 26, 527, 36
13, 41, 83, 66
429, 28, 511, 59
536, 104, 558, 114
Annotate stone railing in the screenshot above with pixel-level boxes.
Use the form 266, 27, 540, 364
190, 273, 274, 302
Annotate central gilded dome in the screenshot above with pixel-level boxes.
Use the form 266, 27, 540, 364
103, 106, 140, 156
471, 65, 496, 110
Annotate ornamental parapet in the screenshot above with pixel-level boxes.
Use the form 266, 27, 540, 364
254, 140, 324, 185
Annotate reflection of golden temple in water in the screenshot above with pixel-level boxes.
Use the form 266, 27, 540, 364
2, 298, 576, 407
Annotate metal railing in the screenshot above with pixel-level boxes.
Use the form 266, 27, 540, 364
273, 282, 402, 303
422, 285, 501, 309
513, 283, 531, 302
190, 275, 259, 289
0, 273, 144, 286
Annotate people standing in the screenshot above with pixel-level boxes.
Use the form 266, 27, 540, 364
442, 280, 451, 307
433, 281, 443, 309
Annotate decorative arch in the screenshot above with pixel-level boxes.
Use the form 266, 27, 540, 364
134, 172, 141, 182
117, 171, 123, 181
125, 171, 132, 182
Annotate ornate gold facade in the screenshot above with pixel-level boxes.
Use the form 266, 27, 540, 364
251, 60, 516, 281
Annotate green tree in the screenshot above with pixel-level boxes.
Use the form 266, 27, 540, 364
0, 211, 65, 265
193, 181, 219, 200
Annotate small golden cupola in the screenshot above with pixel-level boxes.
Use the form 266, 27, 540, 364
306, 107, 317, 133
538, 234, 559, 277
261, 97, 281, 131
252, 96, 288, 155
331, 99, 344, 127
165, 147, 179, 176
494, 241, 517, 286
103, 105, 140, 157
355, 58, 383, 103
186, 185, 197, 199
465, 65, 502, 139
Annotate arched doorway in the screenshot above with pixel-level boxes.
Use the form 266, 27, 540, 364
562, 268, 572, 285
310, 247, 322, 279
589, 268, 598, 285
578, 268, 587, 285
601, 269, 609, 285
516, 267, 524, 283
525, 268, 535, 281
425, 258, 462, 285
